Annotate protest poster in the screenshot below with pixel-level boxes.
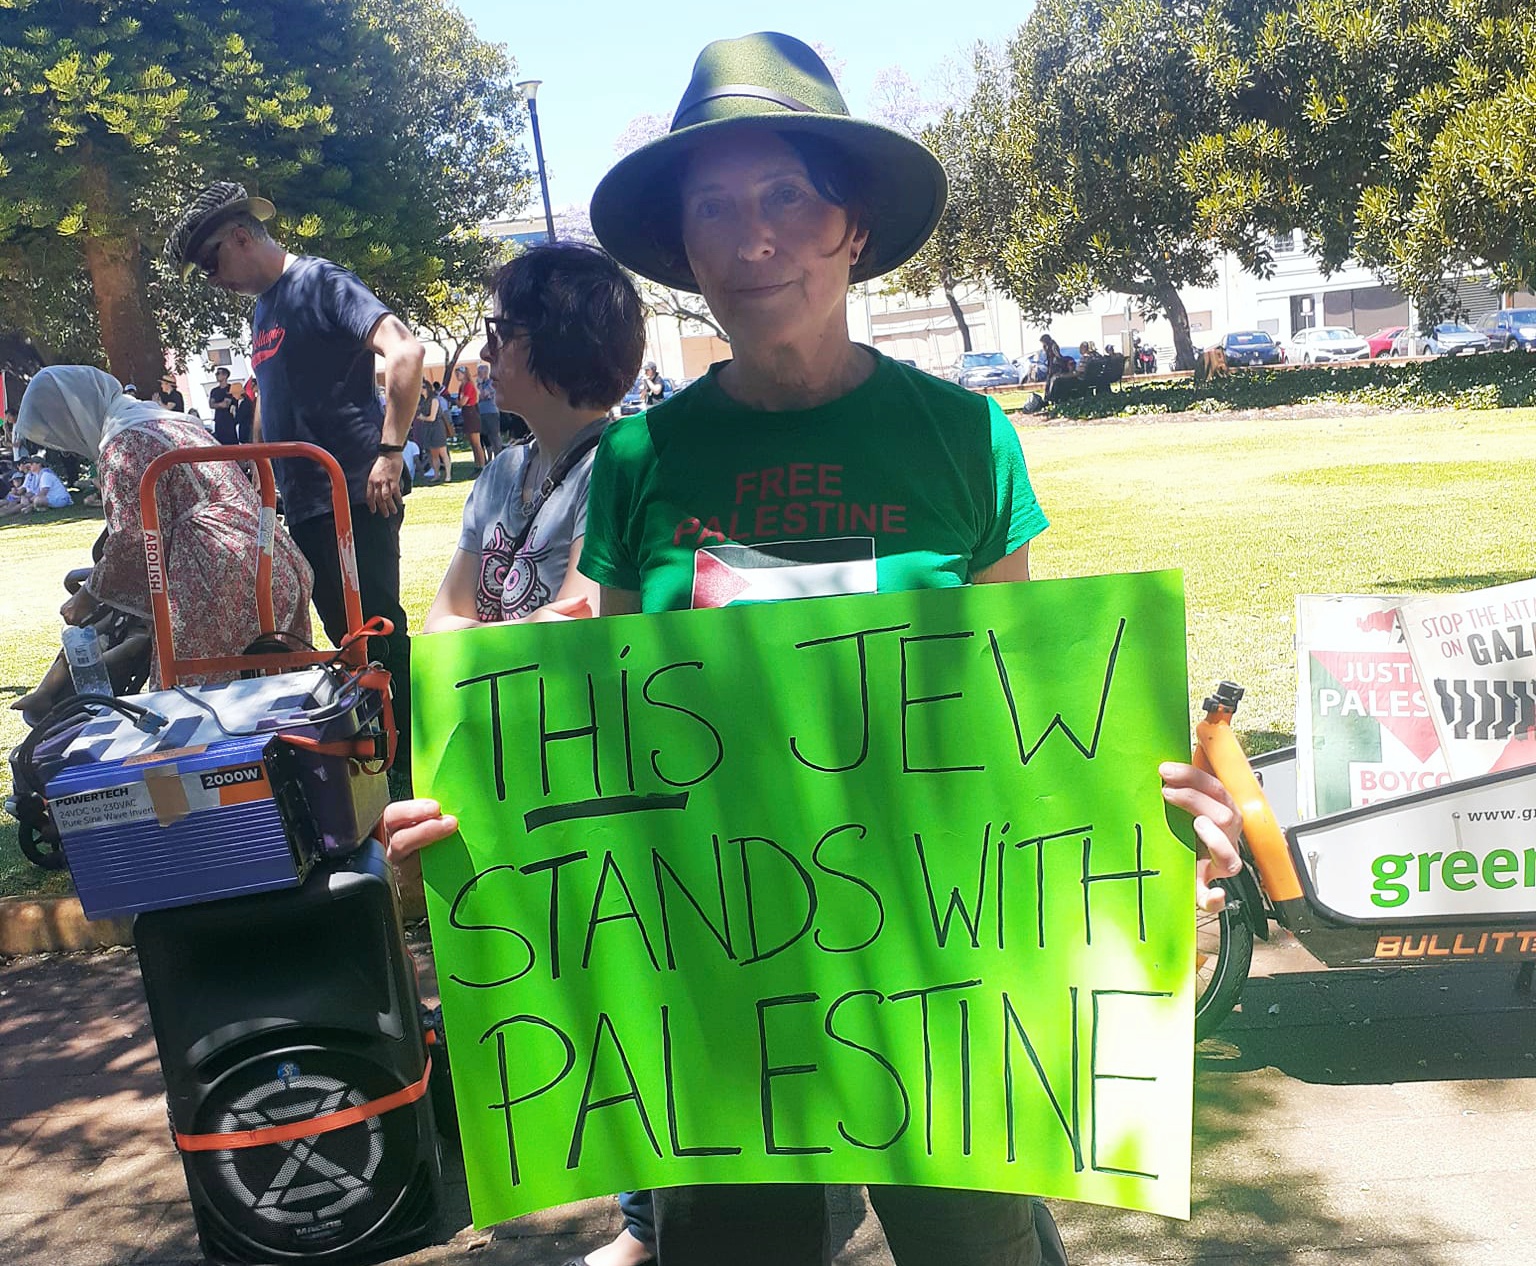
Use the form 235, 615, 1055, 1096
411, 573, 1197, 1227
1295, 595, 1449, 819
1399, 579, 1536, 779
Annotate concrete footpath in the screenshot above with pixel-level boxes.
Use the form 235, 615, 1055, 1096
3, 931, 1535, 1266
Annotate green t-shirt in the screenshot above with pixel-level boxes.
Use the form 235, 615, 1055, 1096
580, 349, 1049, 612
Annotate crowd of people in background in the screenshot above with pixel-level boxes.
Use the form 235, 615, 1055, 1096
405, 365, 530, 488
2, 336, 522, 525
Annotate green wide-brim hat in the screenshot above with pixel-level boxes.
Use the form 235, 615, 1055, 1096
591, 32, 948, 294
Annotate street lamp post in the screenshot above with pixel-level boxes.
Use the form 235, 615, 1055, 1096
516, 79, 557, 242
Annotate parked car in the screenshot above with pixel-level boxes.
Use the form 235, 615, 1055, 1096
1391, 322, 1490, 357
1364, 325, 1407, 357
892, 358, 943, 377
949, 350, 1023, 390
1016, 346, 1082, 382
1217, 330, 1284, 367
1286, 326, 1371, 363
1475, 308, 1536, 353
614, 374, 674, 416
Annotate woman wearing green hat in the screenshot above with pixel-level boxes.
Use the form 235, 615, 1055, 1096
385, 29, 1241, 1266
577, 29, 1240, 1266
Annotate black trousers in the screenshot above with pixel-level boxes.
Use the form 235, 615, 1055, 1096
289, 505, 411, 782
653, 1184, 1063, 1266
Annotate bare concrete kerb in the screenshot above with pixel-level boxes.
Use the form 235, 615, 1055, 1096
0, 895, 134, 955
0, 871, 429, 957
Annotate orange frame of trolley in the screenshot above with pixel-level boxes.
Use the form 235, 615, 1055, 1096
137, 441, 377, 686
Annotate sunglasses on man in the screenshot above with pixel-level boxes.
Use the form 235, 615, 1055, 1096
196, 232, 232, 280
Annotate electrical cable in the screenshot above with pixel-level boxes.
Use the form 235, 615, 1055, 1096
13, 694, 162, 802
169, 666, 374, 739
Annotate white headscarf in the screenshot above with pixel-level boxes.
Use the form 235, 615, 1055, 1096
15, 365, 195, 459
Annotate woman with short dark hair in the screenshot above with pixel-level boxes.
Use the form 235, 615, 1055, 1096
418, 242, 645, 632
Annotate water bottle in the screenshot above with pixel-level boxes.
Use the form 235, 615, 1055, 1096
62, 624, 114, 699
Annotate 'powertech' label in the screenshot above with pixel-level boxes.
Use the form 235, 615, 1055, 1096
52, 761, 272, 836
52, 784, 155, 833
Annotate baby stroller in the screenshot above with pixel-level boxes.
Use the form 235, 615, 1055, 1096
7, 531, 153, 869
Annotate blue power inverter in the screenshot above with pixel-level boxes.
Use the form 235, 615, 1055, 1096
41, 667, 391, 921
49, 734, 312, 920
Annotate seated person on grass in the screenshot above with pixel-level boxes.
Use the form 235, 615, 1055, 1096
0, 455, 73, 516
1078, 344, 1126, 396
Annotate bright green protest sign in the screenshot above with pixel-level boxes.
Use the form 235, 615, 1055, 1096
411, 573, 1195, 1226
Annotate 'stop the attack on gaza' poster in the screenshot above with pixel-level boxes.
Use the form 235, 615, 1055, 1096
1399, 578, 1536, 780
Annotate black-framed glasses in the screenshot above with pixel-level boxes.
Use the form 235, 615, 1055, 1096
484, 315, 522, 350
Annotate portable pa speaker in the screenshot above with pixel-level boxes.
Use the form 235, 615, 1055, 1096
133, 840, 443, 1264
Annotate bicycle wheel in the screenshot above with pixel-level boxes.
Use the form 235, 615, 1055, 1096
1195, 894, 1253, 1039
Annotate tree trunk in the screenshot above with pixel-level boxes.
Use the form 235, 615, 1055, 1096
1154, 282, 1197, 371
79, 156, 164, 386
941, 268, 972, 352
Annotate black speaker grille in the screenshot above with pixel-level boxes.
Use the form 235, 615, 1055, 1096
185, 1045, 437, 1262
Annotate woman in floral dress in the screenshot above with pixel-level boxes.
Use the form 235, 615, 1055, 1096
16, 366, 313, 687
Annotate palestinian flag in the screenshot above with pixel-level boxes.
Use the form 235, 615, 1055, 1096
691, 537, 877, 609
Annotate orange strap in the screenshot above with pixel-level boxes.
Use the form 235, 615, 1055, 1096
278, 734, 384, 759
174, 1056, 431, 1153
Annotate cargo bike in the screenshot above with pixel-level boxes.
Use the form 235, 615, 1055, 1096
1194, 681, 1536, 1038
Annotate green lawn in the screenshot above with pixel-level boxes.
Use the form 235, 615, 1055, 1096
4, 415, 1534, 897
1019, 405, 1536, 746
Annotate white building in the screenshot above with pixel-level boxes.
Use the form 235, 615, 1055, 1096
828, 235, 1528, 375
172, 335, 252, 422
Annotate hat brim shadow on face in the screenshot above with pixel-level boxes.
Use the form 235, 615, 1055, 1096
591, 113, 948, 295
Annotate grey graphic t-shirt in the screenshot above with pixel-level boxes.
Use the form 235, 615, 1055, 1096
458, 420, 607, 621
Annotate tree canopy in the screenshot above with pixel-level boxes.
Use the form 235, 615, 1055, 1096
953, 0, 1262, 369
1183, 0, 1536, 314
875, 49, 998, 352
920, 0, 1536, 356
0, 0, 531, 385
886, 111, 990, 353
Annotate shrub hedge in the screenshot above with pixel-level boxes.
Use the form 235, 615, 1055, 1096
1006, 352, 1536, 419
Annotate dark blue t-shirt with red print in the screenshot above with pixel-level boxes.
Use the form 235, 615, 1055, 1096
251, 255, 390, 525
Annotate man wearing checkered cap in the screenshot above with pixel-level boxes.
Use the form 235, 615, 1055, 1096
167, 181, 425, 783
